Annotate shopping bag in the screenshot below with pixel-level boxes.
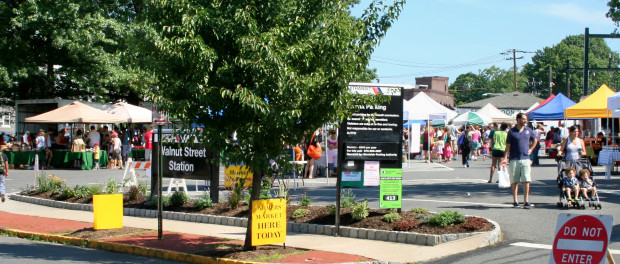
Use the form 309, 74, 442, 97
497, 167, 511, 188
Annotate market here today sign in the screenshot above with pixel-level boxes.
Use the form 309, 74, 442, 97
252, 199, 286, 246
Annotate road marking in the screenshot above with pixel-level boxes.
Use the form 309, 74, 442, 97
401, 198, 513, 207
511, 242, 620, 255
596, 188, 620, 195
403, 179, 488, 183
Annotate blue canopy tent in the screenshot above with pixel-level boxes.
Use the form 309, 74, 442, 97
526, 93, 576, 120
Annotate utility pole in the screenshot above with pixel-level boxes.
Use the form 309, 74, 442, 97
548, 66, 554, 95
501, 49, 532, 91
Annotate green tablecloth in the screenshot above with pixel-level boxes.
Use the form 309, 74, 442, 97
129, 149, 145, 160
2, 150, 108, 170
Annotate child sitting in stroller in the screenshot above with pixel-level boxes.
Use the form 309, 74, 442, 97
578, 169, 597, 201
562, 167, 581, 205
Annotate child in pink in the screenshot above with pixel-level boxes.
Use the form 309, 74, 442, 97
481, 140, 489, 161
443, 135, 453, 163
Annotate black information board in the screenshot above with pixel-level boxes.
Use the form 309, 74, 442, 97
337, 85, 403, 182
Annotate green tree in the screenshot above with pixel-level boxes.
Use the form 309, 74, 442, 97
449, 66, 524, 105
140, 0, 404, 249
0, 0, 150, 106
521, 35, 619, 101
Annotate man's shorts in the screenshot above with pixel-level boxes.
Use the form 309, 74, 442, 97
491, 150, 505, 158
145, 149, 152, 161
508, 159, 532, 183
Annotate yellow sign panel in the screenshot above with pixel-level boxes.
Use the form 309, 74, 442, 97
224, 165, 253, 188
251, 199, 286, 246
93, 194, 123, 230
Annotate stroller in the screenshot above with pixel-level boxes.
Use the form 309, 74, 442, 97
556, 157, 594, 209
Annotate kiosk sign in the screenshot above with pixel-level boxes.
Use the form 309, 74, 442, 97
550, 214, 613, 264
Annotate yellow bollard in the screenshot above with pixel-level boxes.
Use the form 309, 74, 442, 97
93, 194, 123, 230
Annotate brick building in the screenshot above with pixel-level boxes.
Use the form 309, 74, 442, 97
403, 76, 455, 108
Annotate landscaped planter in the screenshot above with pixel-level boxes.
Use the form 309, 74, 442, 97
10, 194, 502, 247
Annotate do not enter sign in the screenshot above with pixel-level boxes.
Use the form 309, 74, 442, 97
550, 214, 613, 264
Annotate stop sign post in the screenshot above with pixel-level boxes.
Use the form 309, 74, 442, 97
550, 214, 613, 264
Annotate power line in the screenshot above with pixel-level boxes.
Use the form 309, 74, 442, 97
373, 54, 506, 79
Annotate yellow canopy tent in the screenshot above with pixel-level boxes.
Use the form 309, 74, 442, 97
564, 84, 615, 118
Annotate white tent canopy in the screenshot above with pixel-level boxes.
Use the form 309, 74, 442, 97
476, 103, 514, 123
403, 92, 457, 121
451, 111, 493, 126
104, 102, 152, 123
608, 92, 620, 117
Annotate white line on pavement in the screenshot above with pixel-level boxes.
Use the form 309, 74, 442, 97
403, 179, 488, 183
511, 242, 620, 255
401, 198, 513, 207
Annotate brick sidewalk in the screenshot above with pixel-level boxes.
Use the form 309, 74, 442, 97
0, 211, 373, 263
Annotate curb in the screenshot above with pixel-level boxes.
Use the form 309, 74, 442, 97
0, 227, 258, 264
10, 194, 501, 247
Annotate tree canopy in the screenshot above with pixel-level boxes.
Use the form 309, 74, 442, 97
138, 0, 403, 249
521, 35, 620, 101
0, 0, 151, 105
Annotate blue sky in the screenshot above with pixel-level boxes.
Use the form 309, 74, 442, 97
352, 0, 619, 85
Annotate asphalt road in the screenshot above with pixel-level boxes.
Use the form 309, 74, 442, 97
5, 156, 620, 263
0, 236, 178, 264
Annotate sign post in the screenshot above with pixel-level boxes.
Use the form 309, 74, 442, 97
550, 214, 613, 264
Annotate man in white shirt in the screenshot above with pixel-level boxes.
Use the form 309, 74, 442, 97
87, 125, 100, 148
560, 123, 569, 140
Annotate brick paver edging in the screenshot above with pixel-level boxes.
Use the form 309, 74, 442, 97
11, 194, 501, 247
0, 227, 257, 264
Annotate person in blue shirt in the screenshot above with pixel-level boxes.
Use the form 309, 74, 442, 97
503, 113, 538, 209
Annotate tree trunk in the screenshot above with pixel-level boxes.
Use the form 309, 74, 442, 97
243, 168, 262, 250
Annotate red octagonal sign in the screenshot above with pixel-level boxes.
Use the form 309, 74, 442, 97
552, 215, 612, 264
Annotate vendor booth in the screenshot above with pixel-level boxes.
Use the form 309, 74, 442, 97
565, 84, 616, 178
476, 103, 514, 124
9, 101, 126, 170
403, 92, 457, 159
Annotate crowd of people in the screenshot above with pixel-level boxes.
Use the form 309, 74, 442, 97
2, 124, 154, 170
410, 115, 598, 209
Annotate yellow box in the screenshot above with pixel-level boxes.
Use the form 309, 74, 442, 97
93, 194, 123, 230
251, 199, 286, 246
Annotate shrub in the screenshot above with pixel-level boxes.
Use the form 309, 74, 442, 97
137, 180, 149, 196
61, 186, 76, 199
292, 209, 309, 219
74, 185, 91, 199
340, 189, 356, 209
126, 186, 140, 201
410, 207, 429, 214
393, 220, 421, 231
105, 179, 120, 194
89, 184, 104, 195
326, 204, 336, 216
169, 191, 189, 207
426, 210, 466, 227
351, 200, 369, 221
462, 216, 489, 231
274, 185, 290, 205
193, 193, 213, 210
147, 195, 169, 207
228, 178, 247, 209
37, 174, 65, 193
382, 212, 402, 223
299, 192, 311, 206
